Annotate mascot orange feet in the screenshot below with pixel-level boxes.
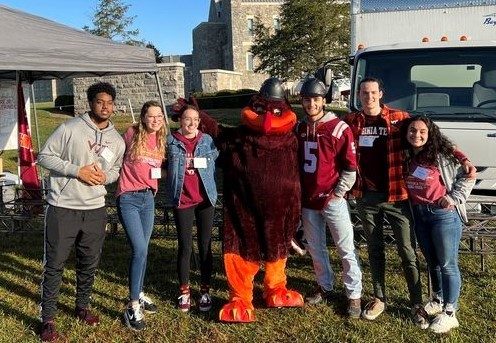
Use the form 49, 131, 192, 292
264, 287, 304, 308
219, 297, 256, 323
220, 254, 304, 322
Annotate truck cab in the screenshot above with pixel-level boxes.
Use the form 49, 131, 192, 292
349, 41, 496, 195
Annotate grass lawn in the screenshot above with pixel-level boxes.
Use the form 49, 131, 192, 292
1, 103, 495, 342
1, 232, 495, 343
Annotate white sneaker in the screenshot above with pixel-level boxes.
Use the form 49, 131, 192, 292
429, 311, 459, 334
178, 293, 191, 312
424, 297, 443, 316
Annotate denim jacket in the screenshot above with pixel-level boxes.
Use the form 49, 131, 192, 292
165, 132, 219, 207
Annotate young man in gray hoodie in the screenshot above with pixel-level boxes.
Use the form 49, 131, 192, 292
38, 82, 125, 342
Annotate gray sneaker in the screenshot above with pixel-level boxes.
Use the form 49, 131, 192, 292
305, 286, 334, 305
347, 298, 362, 318
123, 302, 145, 331
139, 292, 157, 314
411, 304, 429, 329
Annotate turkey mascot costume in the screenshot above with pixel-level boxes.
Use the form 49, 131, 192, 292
171, 78, 304, 323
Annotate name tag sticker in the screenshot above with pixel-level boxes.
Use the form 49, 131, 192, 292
151, 167, 161, 179
358, 135, 377, 147
412, 166, 429, 180
100, 147, 114, 163
193, 157, 207, 169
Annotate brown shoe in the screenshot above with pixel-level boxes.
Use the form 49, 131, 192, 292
75, 306, 100, 326
348, 298, 362, 318
40, 320, 59, 342
362, 298, 385, 320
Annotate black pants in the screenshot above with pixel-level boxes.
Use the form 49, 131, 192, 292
173, 202, 214, 287
41, 205, 107, 321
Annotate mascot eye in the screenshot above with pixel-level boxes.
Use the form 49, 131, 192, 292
255, 106, 265, 115
273, 108, 282, 117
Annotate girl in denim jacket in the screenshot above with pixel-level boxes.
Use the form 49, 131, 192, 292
166, 105, 219, 312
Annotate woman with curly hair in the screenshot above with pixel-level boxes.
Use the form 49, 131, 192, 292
117, 100, 166, 331
401, 115, 475, 334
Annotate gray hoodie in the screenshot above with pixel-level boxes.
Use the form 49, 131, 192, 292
37, 112, 125, 210
437, 155, 476, 223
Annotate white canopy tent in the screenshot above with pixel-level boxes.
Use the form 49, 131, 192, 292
0, 5, 158, 80
0, 4, 164, 186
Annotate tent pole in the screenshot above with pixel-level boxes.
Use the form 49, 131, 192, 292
30, 83, 44, 190
30, 83, 42, 155
154, 72, 169, 126
15, 71, 21, 183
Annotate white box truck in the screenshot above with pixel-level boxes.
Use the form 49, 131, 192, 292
325, 0, 496, 205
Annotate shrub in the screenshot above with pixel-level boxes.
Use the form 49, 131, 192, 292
192, 89, 257, 109
54, 95, 74, 114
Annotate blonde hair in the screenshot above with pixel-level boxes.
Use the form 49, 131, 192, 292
129, 100, 167, 161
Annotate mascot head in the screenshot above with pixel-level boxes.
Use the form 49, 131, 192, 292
241, 77, 297, 135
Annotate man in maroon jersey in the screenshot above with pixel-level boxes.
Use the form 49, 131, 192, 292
296, 77, 362, 318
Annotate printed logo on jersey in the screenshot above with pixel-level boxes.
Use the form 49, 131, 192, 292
185, 152, 196, 175
87, 140, 108, 154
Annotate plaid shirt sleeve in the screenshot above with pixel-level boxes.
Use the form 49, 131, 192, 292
383, 106, 410, 202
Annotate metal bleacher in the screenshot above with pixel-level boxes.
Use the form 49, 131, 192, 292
1, 189, 495, 270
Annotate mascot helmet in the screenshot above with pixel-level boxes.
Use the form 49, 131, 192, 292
259, 77, 285, 101
300, 77, 327, 98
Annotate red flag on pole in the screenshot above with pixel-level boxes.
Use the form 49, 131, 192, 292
17, 81, 42, 204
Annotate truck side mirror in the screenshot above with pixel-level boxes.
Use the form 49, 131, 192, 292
315, 66, 334, 103
315, 66, 334, 88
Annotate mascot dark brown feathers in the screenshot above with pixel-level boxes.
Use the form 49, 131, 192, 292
172, 78, 303, 323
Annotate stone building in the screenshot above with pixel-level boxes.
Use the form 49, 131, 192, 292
40, 0, 285, 113
192, 0, 284, 92
72, 62, 185, 115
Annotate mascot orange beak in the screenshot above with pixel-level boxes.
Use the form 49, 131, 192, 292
262, 111, 273, 134
241, 106, 297, 135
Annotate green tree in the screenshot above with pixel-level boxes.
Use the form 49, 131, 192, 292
83, 0, 140, 45
146, 42, 162, 63
251, 0, 350, 80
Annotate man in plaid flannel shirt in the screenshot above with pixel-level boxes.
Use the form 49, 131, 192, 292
343, 77, 428, 325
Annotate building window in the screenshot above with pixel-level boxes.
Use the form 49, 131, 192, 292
247, 18, 254, 35
217, 0, 222, 18
273, 17, 281, 30
246, 53, 254, 71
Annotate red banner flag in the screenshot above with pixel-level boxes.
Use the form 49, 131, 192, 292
17, 81, 42, 203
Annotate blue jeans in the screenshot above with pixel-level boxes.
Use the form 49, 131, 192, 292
117, 190, 155, 300
412, 204, 462, 309
302, 197, 362, 299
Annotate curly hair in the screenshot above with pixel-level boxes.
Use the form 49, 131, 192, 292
86, 82, 116, 102
128, 100, 167, 161
401, 115, 458, 166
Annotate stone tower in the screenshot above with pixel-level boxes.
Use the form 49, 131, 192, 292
192, 0, 284, 92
